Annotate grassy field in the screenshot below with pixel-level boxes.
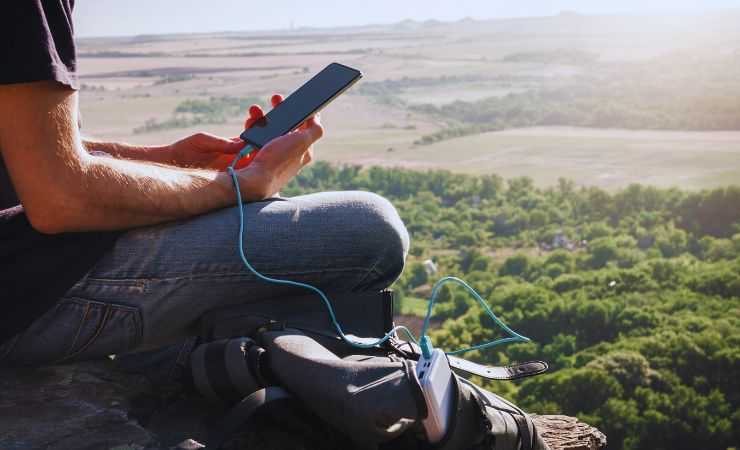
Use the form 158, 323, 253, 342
387, 127, 740, 190
77, 12, 740, 190
398, 296, 430, 317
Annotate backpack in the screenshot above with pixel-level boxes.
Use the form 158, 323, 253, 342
190, 290, 550, 450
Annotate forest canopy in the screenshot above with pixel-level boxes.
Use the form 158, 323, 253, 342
283, 163, 740, 450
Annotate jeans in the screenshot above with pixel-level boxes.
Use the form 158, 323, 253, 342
0, 191, 409, 369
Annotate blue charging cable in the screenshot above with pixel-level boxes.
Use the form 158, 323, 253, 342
227, 145, 530, 359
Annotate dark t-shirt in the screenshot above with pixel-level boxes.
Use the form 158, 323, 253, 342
0, 1, 120, 344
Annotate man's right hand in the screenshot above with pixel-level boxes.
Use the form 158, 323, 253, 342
238, 94, 324, 199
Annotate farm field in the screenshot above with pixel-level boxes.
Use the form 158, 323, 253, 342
76, 12, 740, 189
389, 127, 740, 189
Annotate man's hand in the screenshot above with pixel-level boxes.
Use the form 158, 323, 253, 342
168, 92, 319, 171
167, 132, 244, 170
237, 94, 323, 197
85, 92, 322, 178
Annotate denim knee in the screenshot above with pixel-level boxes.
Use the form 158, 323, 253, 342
348, 192, 409, 288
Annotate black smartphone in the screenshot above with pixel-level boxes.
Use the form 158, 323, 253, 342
240, 62, 363, 148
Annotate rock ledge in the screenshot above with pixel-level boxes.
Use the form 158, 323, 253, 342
0, 360, 606, 450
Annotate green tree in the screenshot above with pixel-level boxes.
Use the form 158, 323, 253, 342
499, 254, 532, 278
407, 262, 429, 289
587, 237, 619, 269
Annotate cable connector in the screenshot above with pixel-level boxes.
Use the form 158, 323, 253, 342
237, 144, 256, 160
228, 144, 257, 172
420, 335, 434, 360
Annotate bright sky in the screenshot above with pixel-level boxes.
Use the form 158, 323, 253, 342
74, 0, 740, 37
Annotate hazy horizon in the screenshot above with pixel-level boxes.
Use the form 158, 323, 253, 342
74, 0, 740, 38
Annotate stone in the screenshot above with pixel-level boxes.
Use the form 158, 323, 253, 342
532, 415, 607, 450
0, 360, 606, 450
174, 439, 206, 449
0, 361, 155, 450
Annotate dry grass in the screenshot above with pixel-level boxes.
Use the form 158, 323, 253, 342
77, 14, 740, 190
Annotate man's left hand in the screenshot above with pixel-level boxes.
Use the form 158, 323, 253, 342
167, 132, 245, 171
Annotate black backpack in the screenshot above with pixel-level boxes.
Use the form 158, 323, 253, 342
190, 290, 550, 450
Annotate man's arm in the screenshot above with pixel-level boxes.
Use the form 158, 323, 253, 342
0, 82, 320, 234
81, 139, 173, 164
82, 133, 245, 170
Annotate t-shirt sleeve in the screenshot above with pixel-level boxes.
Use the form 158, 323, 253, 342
0, 0, 78, 89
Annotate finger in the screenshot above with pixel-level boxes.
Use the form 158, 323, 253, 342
199, 132, 245, 152
190, 132, 245, 155
299, 112, 321, 131
209, 154, 234, 170
222, 139, 247, 154
302, 115, 324, 143
271, 94, 284, 108
244, 104, 265, 129
301, 147, 314, 167
244, 106, 264, 129
249, 105, 264, 119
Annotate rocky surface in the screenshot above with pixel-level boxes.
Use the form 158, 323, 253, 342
532, 415, 607, 450
0, 360, 606, 450
0, 361, 157, 450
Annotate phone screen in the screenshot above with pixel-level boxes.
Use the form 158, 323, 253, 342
240, 62, 362, 148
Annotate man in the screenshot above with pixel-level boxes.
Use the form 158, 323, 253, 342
0, 1, 408, 367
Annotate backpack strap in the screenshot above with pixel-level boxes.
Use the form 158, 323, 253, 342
387, 338, 548, 381
205, 386, 293, 450
448, 357, 548, 381
191, 338, 267, 405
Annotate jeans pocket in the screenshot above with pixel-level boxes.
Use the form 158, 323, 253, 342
58, 298, 143, 364
2, 298, 142, 367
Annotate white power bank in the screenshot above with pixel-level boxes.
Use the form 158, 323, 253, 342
416, 348, 454, 443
